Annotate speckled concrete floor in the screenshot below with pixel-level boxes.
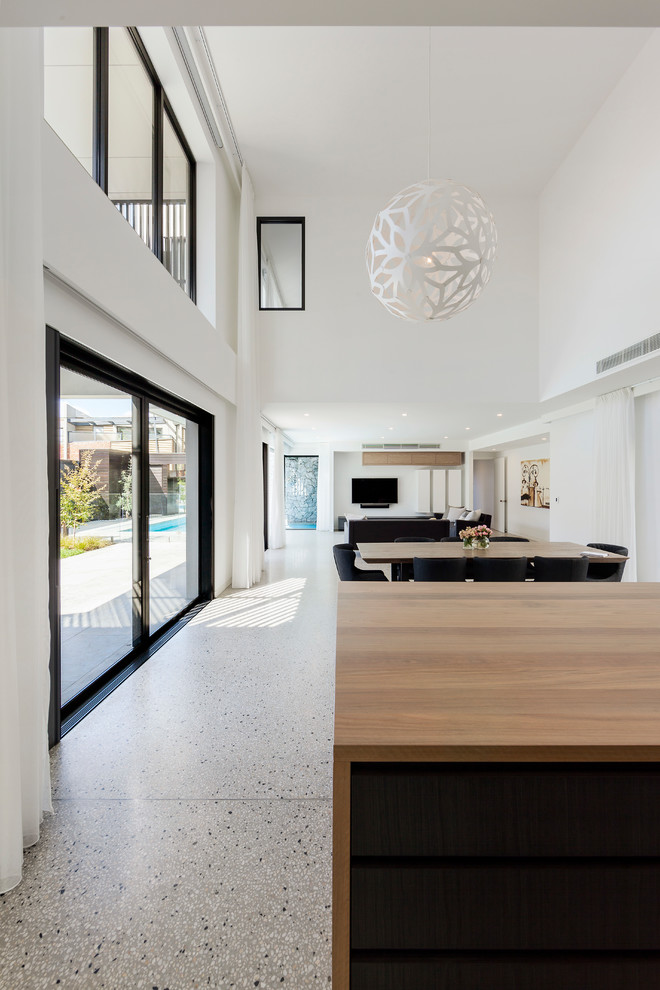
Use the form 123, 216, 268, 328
0, 530, 341, 990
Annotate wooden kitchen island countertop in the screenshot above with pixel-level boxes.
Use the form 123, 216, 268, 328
333, 582, 660, 989
334, 581, 660, 763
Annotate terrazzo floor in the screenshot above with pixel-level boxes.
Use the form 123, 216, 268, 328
0, 530, 345, 990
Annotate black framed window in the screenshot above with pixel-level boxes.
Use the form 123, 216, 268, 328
47, 329, 213, 743
44, 27, 196, 300
257, 218, 305, 311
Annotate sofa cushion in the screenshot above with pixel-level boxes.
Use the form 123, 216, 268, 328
446, 506, 466, 521
465, 509, 482, 521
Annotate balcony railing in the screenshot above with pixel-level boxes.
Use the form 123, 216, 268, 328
113, 199, 188, 293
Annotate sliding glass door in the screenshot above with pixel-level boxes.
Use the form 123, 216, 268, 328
49, 331, 213, 741
59, 368, 137, 705
148, 405, 198, 634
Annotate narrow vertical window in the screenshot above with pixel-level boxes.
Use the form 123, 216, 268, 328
108, 27, 155, 250
162, 112, 191, 294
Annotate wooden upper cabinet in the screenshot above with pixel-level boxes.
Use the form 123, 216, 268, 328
362, 451, 463, 466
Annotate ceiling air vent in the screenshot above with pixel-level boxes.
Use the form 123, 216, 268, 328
597, 332, 660, 374
362, 443, 442, 450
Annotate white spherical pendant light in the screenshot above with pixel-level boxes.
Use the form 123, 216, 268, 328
366, 178, 497, 322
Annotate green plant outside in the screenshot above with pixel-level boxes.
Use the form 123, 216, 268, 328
60, 535, 111, 558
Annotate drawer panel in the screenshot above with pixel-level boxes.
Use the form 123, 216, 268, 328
351, 764, 660, 857
351, 954, 660, 990
351, 862, 660, 950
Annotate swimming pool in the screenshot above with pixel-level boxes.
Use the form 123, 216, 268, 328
150, 516, 186, 533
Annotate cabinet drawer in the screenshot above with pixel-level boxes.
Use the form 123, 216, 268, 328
351, 954, 660, 990
351, 764, 660, 857
351, 862, 660, 950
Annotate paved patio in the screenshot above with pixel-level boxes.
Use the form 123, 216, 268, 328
61, 533, 193, 703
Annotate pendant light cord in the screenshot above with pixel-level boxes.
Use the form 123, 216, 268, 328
427, 26, 431, 181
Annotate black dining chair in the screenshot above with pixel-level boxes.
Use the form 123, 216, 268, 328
585, 543, 628, 582
333, 543, 388, 582
394, 536, 436, 581
472, 557, 528, 582
490, 537, 534, 577
532, 556, 589, 582
413, 557, 468, 582
440, 536, 463, 542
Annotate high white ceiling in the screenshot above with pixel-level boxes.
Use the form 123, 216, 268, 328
204, 27, 651, 200
2, 0, 660, 27
212, 26, 651, 444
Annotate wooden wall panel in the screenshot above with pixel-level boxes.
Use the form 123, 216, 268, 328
361, 452, 463, 467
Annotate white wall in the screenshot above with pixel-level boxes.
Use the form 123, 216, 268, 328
257, 192, 539, 406
43, 120, 239, 594
333, 452, 460, 523
539, 30, 660, 401
505, 442, 551, 539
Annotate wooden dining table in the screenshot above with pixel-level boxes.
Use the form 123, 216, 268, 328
357, 539, 628, 577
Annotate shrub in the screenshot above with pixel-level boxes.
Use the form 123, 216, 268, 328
60, 535, 111, 557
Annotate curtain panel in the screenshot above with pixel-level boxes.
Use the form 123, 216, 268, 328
0, 28, 52, 894
592, 387, 637, 581
268, 428, 286, 550
232, 164, 264, 588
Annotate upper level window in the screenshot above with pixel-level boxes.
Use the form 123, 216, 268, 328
163, 111, 192, 294
44, 27, 196, 301
44, 28, 94, 178
108, 28, 154, 252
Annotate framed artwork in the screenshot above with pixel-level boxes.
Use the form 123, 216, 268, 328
521, 458, 550, 508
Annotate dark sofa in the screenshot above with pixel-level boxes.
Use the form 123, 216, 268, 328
345, 514, 492, 546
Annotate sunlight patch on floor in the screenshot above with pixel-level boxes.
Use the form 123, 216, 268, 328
193, 578, 307, 628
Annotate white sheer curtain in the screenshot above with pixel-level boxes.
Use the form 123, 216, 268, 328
0, 28, 52, 894
635, 389, 660, 582
268, 428, 286, 549
592, 388, 637, 581
232, 164, 264, 588
316, 443, 334, 532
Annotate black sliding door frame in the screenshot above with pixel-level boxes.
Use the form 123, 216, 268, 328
47, 328, 213, 744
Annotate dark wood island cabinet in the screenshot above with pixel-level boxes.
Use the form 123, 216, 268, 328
333, 583, 660, 989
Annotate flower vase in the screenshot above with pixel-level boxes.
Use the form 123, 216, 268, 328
477, 538, 490, 550
463, 539, 475, 550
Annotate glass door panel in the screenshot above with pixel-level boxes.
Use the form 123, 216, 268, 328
148, 404, 198, 634
59, 369, 136, 704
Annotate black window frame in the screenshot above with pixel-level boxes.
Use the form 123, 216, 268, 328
257, 217, 305, 311
47, 327, 213, 744
91, 27, 196, 300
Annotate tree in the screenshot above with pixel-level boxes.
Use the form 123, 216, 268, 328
118, 465, 133, 518
60, 450, 106, 543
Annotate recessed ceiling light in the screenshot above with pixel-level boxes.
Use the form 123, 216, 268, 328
388, 426, 394, 430
497, 412, 503, 417
541, 436, 547, 441
303, 412, 310, 417
443, 435, 449, 439
402, 412, 407, 417
465, 427, 471, 430
380, 436, 385, 439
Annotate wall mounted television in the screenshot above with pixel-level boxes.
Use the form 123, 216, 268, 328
352, 477, 398, 506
